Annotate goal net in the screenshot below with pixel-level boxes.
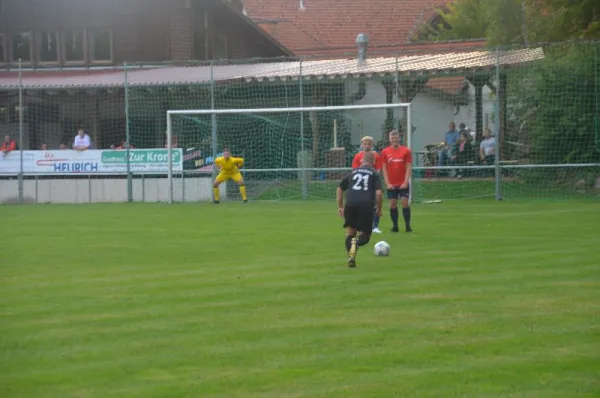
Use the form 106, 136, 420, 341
165, 103, 411, 203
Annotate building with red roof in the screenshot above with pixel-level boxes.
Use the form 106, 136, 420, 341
240, 0, 498, 150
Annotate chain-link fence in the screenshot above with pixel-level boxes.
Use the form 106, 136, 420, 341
0, 41, 599, 203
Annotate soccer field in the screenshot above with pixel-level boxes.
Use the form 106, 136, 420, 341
2, 200, 599, 398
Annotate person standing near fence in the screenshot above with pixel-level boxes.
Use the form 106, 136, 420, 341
381, 130, 413, 233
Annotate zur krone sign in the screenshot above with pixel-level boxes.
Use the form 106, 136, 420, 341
0, 149, 183, 175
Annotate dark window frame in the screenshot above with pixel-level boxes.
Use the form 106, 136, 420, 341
88, 28, 113, 64
0, 31, 6, 64
10, 30, 34, 64
62, 27, 87, 65
37, 29, 61, 65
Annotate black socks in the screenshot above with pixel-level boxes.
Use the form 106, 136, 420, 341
402, 207, 411, 227
390, 208, 399, 228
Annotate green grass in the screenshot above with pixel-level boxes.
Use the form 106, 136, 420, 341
1, 200, 600, 398
251, 175, 600, 201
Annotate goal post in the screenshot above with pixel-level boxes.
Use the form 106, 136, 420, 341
165, 102, 412, 204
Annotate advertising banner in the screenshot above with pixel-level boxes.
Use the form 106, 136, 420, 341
0, 149, 183, 175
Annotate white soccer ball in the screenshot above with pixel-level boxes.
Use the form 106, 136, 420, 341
374, 241, 391, 257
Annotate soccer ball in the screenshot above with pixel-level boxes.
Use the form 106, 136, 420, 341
374, 241, 391, 257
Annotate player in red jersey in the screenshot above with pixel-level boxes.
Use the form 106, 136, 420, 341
351, 136, 384, 233
381, 130, 413, 233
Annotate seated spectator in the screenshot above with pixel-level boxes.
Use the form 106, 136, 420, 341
73, 128, 91, 151
438, 121, 459, 167
480, 128, 496, 165
41, 144, 48, 150
115, 140, 135, 150
452, 131, 474, 165
1, 135, 17, 158
59, 143, 68, 150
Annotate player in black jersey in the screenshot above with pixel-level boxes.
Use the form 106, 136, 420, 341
336, 151, 383, 268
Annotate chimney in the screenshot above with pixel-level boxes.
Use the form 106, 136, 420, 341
356, 33, 369, 64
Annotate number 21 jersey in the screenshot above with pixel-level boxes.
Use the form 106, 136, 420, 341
339, 167, 382, 206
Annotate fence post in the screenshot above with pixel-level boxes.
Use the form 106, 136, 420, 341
494, 47, 502, 200
210, 61, 218, 195
18, 58, 24, 204
394, 56, 400, 135
299, 59, 308, 199
124, 62, 133, 202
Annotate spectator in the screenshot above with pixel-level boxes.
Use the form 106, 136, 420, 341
437, 121, 459, 167
59, 143, 68, 150
458, 123, 474, 143
480, 128, 496, 165
41, 143, 48, 150
73, 128, 91, 151
453, 131, 474, 165
1, 135, 17, 158
115, 140, 135, 150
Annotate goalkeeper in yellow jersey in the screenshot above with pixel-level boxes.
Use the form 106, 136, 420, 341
212, 148, 248, 204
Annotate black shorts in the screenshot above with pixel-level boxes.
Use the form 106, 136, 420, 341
343, 203, 374, 233
387, 184, 410, 200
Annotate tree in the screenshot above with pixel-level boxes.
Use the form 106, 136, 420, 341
418, 0, 529, 45
508, 43, 600, 164
418, 0, 600, 168
419, 0, 600, 45
417, 0, 489, 42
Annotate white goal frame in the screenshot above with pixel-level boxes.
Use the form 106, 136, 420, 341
166, 102, 412, 204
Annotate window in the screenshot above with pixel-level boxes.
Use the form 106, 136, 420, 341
0, 32, 5, 63
88, 29, 112, 63
11, 32, 32, 63
38, 31, 59, 63
63, 28, 85, 63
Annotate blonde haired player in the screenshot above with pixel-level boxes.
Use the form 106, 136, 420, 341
212, 148, 248, 204
352, 136, 384, 234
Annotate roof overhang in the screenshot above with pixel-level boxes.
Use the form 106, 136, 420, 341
0, 47, 545, 90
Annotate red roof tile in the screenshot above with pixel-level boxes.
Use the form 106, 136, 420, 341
243, 0, 451, 54
425, 76, 467, 94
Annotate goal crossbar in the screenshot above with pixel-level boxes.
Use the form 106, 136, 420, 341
165, 102, 412, 204
167, 103, 410, 116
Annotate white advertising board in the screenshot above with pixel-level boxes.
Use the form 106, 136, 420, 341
0, 149, 183, 175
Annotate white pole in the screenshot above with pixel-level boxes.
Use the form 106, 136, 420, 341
494, 47, 502, 201
407, 102, 413, 205
18, 58, 24, 204
167, 102, 409, 116
167, 112, 173, 204
299, 60, 307, 199
333, 119, 337, 148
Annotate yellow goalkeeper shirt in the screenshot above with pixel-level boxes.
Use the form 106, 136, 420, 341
215, 156, 244, 173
